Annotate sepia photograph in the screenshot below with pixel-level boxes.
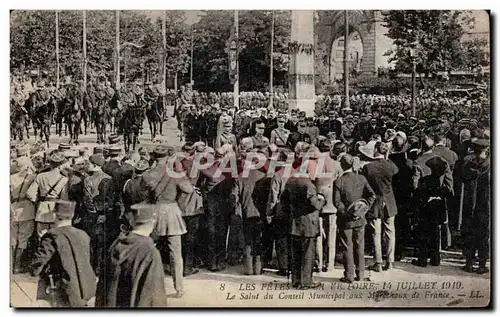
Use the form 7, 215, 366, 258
8, 8, 491, 308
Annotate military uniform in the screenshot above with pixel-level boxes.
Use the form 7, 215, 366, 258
11, 164, 37, 273
26, 157, 69, 238
82, 164, 112, 273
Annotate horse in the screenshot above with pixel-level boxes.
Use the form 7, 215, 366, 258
92, 94, 109, 144
54, 92, 69, 137
32, 91, 56, 146
120, 106, 142, 152
145, 96, 165, 141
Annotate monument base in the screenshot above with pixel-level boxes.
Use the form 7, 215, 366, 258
289, 99, 316, 117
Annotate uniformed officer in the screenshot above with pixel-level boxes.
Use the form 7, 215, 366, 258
142, 144, 195, 298
26, 151, 70, 238
11, 151, 37, 274
270, 115, 290, 148
215, 120, 237, 152
82, 154, 112, 274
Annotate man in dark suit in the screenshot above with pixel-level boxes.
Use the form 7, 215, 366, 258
462, 139, 490, 274
96, 203, 167, 307
361, 141, 399, 272
432, 132, 458, 247
334, 154, 376, 283
281, 153, 326, 289
31, 200, 96, 307
416, 136, 454, 250
388, 136, 421, 261
432, 133, 458, 171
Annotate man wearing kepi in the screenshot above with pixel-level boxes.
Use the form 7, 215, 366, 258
141, 144, 194, 298
96, 203, 167, 307
31, 200, 96, 307
334, 154, 376, 283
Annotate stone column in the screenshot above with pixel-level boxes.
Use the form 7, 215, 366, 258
289, 10, 315, 116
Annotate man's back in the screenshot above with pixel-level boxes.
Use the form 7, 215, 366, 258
432, 145, 458, 170
97, 232, 167, 307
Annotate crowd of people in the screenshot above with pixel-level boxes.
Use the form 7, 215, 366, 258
10, 73, 491, 307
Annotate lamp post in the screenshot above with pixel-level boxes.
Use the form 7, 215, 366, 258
269, 10, 275, 109
184, 11, 202, 86
344, 10, 350, 108
409, 46, 417, 117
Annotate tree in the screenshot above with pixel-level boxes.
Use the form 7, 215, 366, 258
382, 10, 475, 77
191, 10, 291, 91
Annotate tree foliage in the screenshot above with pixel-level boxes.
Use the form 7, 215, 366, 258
382, 10, 480, 76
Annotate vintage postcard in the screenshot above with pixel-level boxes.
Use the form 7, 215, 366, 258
9, 9, 490, 308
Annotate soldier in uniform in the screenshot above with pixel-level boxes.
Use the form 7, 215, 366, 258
142, 144, 195, 298
82, 154, 112, 274
26, 151, 70, 239
31, 200, 96, 307
205, 104, 221, 147
270, 115, 290, 148
287, 121, 311, 150
11, 149, 37, 274
250, 119, 270, 150
215, 120, 237, 152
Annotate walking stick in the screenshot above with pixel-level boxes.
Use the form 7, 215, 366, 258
46, 274, 58, 307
